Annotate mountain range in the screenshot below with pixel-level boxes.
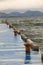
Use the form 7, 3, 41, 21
0, 10, 43, 18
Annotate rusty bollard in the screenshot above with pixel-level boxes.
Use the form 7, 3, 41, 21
24, 38, 32, 52
13, 26, 21, 34
13, 29, 21, 35
24, 39, 31, 64
9, 24, 13, 28
25, 38, 39, 51
13, 29, 17, 36
24, 42, 32, 53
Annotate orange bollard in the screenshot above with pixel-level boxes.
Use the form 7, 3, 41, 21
24, 38, 32, 52
27, 39, 39, 51
24, 38, 33, 52
13, 27, 21, 34
24, 42, 31, 52
13, 30, 17, 36
24, 38, 39, 51
9, 24, 13, 28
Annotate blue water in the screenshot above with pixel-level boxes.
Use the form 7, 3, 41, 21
0, 24, 42, 65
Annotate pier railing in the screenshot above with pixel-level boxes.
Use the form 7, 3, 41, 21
5, 19, 43, 63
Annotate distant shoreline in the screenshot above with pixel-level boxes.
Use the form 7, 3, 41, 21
0, 16, 43, 18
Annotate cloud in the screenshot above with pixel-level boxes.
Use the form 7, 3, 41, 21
0, 0, 43, 11
0, 0, 5, 1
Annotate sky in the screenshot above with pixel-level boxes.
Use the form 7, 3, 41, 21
0, 0, 43, 12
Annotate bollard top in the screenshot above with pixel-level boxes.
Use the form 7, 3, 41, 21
24, 39, 33, 47
24, 42, 32, 47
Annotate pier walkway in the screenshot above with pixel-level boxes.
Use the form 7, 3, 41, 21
0, 24, 42, 65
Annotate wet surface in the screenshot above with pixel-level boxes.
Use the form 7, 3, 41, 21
0, 24, 42, 65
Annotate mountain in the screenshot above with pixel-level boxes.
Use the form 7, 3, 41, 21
0, 10, 43, 18
22, 11, 43, 17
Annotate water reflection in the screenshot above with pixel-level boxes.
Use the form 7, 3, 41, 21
25, 52, 31, 64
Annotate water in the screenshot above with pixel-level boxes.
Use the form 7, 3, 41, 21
0, 24, 42, 65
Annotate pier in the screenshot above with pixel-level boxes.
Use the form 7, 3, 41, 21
0, 20, 42, 65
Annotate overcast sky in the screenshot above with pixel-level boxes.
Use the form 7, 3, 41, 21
0, 0, 43, 12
